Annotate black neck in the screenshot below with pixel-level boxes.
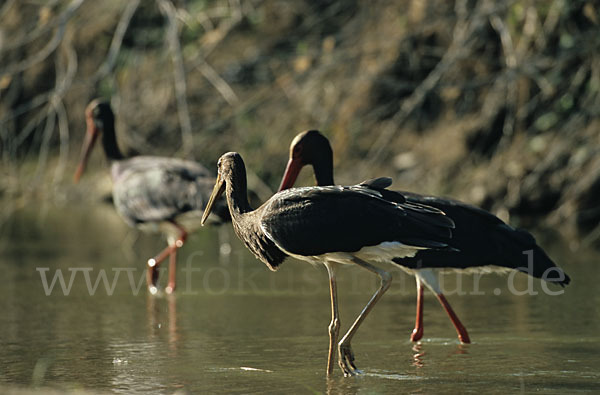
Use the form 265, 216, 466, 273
102, 120, 124, 161
312, 143, 335, 186
225, 161, 252, 221
223, 153, 288, 271
313, 155, 334, 186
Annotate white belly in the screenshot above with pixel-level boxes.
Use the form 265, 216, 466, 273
285, 241, 425, 267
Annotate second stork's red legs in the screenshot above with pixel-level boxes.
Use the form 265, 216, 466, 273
411, 276, 470, 344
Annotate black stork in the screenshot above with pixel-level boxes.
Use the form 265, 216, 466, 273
74, 99, 229, 294
201, 152, 458, 376
278, 130, 571, 344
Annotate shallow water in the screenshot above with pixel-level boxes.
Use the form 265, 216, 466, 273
1, 203, 599, 393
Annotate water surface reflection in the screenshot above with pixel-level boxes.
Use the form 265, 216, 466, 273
1, 204, 599, 393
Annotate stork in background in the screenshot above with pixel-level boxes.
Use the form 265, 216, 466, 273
74, 99, 230, 294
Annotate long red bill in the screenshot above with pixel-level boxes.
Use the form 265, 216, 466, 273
278, 157, 303, 191
73, 124, 99, 183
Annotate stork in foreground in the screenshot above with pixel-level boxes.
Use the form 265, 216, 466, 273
201, 152, 457, 376
74, 99, 229, 294
278, 130, 571, 344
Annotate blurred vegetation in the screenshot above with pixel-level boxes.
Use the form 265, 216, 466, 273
0, 0, 599, 247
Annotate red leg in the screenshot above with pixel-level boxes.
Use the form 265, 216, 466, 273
165, 248, 177, 294
146, 222, 187, 294
411, 279, 425, 342
436, 293, 470, 344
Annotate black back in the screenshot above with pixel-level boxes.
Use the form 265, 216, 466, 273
260, 178, 456, 257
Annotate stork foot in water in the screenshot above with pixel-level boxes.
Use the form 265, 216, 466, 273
147, 223, 188, 294
336, 257, 391, 376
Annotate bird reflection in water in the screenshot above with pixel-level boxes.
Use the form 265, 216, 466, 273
454, 343, 469, 355
411, 341, 469, 369
146, 293, 179, 356
325, 375, 362, 395
412, 343, 425, 368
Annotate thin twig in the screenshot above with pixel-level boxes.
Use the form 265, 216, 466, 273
516, 3, 541, 56
490, 14, 517, 69
52, 98, 70, 187
28, 103, 56, 193
95, 0, 140, 80
360, 0, 500, 177
187, 0, 243, 67
51, 34, 78, 186
1, 0, 67, 51
0, 0, 85, 77
490, 12, 517, 147
157, 0, 194, 157
195, 60, 239, 106
0, 0, 16, 19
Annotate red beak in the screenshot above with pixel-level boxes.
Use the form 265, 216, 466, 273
73, 118, 99, 183
278, 157, 304, 191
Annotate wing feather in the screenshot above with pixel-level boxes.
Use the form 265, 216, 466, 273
260, 179, 454, 257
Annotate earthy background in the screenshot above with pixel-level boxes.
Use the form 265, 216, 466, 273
1, 0, 599, 246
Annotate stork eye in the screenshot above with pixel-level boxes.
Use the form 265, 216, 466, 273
293, 145, 303, 157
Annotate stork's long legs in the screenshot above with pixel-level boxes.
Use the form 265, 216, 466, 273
414, 270, 470, 344
337, 257, 392, 376
166, 247, 178, 294
436, 293, 470, 343
411, 278, 425, 342
146, 222, 188, 294
324, 262, 340, 376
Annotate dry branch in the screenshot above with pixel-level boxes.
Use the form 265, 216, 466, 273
95, 0, 140, 80
157, 0, 194, 158
360, 0, 505, 177
0, 0, 84, 77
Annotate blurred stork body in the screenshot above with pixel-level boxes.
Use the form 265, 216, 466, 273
74, 99, 229, 294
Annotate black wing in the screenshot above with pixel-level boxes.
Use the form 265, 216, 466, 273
394, 192, 570, 286
260, 178, 455, 257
